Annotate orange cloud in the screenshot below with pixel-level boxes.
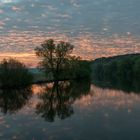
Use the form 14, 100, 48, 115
0, 31, 140, 67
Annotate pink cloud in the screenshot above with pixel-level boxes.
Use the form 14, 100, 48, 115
12, 6, 21, 11
0, 21, 5, 26
0, 9, 4, 14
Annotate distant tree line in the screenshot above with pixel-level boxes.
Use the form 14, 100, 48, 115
92, 54, 140, 92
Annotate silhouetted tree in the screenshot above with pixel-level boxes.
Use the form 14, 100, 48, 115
0, 58, 33, 88
35, 39, 75, 80
35, 39, 91, 80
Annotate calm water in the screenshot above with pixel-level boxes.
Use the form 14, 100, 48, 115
0, 81, 140, 140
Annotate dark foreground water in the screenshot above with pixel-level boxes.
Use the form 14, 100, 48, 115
0, 81, 140, 140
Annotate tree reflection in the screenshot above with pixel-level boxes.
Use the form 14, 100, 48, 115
93, 79, 140, 93
36, 80, 91, 122
0, 87, 32, 114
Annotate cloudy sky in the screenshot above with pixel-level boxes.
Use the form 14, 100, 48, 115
0, 0, 140, 66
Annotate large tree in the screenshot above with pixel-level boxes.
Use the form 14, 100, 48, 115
35, 39, 79, 80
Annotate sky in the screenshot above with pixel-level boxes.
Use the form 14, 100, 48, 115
0, 0, 140, 67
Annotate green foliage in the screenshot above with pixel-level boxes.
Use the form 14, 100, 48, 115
0, 59, 33, 88
92, 54, 140, 93
133, 58, 140, 80
117, 58, 134, 83
73, 60, 92, 79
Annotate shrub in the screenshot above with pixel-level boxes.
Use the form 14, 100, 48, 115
0, 59, 33, 88
74, 60, 92, 79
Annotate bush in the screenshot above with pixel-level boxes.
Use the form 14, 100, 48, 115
133, 58, 140, 81
0, 59, 33, 88
74, 60, 92, 79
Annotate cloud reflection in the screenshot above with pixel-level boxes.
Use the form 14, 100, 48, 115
75, 84, 140, 111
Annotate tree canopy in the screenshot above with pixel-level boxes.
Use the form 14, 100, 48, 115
35, 39, 91, 80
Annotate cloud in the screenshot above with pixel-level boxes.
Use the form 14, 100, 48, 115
0, 0, 21, 3
0, 20, 5, 26
0, 0, 140, 66
0, 9, 4, 13
11, 6, 21, 11
0, 20, 5, 29
0, 0, 139, 35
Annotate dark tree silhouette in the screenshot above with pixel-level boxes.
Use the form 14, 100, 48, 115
35, 39, 78, 80
0, 58, 33, 88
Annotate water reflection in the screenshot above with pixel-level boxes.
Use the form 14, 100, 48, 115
93, 78, 140, 93
36, 80, 91, 122
0, 82, 140, 139
0, 87, 32, 114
